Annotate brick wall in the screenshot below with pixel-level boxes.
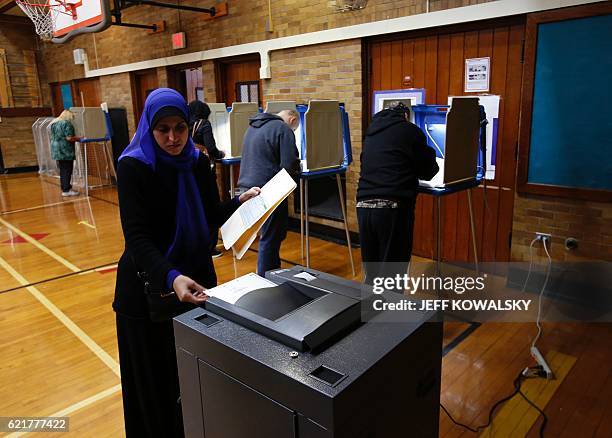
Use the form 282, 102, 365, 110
157, 67, 169, 88
0, 116, 40, 168
0, 22, 45, 106
263, 39, 363, 232
38, 0, 498, 82
0, 23, 49, 169
511, 194, 612, 262
98, 73, 136, 136
202, 60, 217, 102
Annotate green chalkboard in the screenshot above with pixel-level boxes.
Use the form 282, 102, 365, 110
528, 14, 612, 191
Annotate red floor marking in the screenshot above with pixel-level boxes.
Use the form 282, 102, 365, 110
2, 233, 49, 244
98, 267, 118, 274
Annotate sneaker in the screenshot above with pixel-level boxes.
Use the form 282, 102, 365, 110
211, 249, 223, 258
61, 190, 80, 197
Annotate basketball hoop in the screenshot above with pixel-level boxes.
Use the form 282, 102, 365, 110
16, 0, 77, 41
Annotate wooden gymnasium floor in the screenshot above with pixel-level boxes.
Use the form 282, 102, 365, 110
0, 172, 610, 438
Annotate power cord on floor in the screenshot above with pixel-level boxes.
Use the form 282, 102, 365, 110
532, 238, 553, 350
441, 368, 549, 436
441, 239, 553, 436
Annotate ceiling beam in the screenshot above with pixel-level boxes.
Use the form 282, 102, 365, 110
0, 1, 16, 14
0, 13, 33, 25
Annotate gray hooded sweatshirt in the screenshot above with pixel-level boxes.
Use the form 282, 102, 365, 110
237, 113, 300, 189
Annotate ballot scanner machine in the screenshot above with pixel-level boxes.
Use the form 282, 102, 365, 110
174, 267, 442, 438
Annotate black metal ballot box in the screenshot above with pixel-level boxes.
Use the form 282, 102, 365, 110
174, 267, 442, 438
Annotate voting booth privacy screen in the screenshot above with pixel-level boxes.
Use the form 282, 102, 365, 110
372, 91, 490, 187
69, 107, 111, 140
208, 100, 351, 173
413, 98, 483, 188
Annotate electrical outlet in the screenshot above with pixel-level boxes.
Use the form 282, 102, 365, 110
535, 232, 551, 245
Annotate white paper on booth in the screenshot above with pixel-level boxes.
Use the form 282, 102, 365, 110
221, 168, 297, 250
205, 272, 277, 305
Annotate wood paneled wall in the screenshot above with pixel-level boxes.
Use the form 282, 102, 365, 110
367, 17, 525, 262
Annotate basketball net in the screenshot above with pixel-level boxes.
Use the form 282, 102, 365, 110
15, 0, 76, 41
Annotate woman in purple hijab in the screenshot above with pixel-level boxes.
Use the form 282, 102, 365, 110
113, 88, 259, 437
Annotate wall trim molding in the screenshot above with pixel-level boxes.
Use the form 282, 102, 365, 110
80, 0, 605, 80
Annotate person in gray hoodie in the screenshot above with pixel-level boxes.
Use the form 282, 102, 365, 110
238, 110, 300, 276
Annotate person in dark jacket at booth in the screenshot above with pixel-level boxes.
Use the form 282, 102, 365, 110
188, 100, 225, 162
114, 88, 260, 437
357, 101, 439, 285
237, 110, 300, 276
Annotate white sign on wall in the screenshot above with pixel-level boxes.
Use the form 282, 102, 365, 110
465, 57, 490, 93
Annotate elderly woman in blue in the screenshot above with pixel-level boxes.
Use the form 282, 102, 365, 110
113, 88, 259, 437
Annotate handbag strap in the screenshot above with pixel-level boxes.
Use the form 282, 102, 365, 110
192, 119, 203, 138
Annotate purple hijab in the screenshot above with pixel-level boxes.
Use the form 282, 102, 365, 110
119, 88, 211, 281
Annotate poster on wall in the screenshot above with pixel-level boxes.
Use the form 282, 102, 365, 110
372, 89, 426, 115
449, 95, 500, 180
464, 57, 490, 92
60, 83, 73, 110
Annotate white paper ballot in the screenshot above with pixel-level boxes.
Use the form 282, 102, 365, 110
221, 168, 297, 257
205, 273, 277, 304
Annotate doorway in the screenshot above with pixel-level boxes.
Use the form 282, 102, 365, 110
131, 69, 159, 124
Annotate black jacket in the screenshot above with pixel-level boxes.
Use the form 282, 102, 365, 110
191, 119, 224, 160
237, 113, 300, 189
113, 154, 238, 318
357, 110, 438, 204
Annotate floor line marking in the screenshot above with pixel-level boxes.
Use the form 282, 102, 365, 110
0, 197, 86, 216
0, 256, 120, 378
0, 217, 81, 272
0, 261, 119, 295
5, 384, 122, 438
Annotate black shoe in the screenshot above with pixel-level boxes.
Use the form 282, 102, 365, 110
211, 249, 223, 258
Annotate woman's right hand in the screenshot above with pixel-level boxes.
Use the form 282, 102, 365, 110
172, 275, 208, 304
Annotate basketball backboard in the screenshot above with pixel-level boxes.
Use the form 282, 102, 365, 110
16, 0, 111, 43
51, 0, 111, 43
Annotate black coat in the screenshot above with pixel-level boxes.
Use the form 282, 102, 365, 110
113, 154, 238, 318
191, 119, 224, 160
357, 110, 439, 204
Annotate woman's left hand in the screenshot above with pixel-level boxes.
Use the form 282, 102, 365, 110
239, 187, 261, 203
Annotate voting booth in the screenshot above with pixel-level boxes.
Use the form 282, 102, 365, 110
69, 106, 110, 140
208, 102, 259, 158
174, 267, 442, 438
264, 100, 351, 172
294, 100, 350, 172
412, 97, 483, 188
69, 106, 115, 194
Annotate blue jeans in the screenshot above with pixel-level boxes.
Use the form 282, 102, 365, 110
257, 200, 288, 276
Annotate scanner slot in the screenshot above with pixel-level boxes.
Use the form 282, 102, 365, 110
196, 313, 221, 327
309, 365, 347, 387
